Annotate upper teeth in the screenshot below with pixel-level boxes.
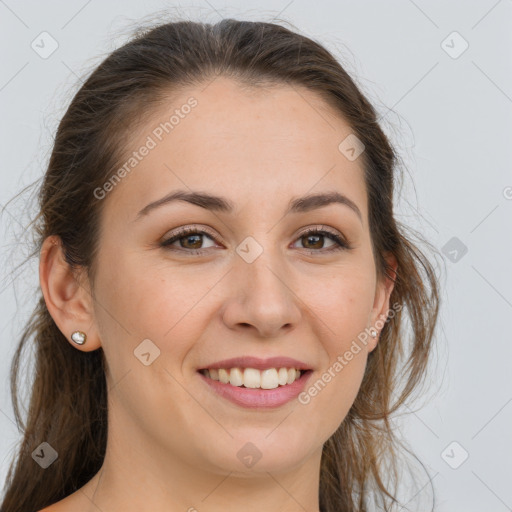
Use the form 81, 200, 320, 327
203, 367, 302, 389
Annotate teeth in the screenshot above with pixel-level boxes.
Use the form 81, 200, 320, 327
243, 368, 260, 388
261, 368, 279, 389
278, 367, 288, 386
203, 367, 304, 388
218, 369, 229, 384
229, 368, 243, 387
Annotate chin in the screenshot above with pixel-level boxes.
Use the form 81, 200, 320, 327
198, 430, 319, 476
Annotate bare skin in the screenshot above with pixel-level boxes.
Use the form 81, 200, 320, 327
39, 77, 397, 511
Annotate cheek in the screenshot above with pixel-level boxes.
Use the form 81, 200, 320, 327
297, 267, 374, 419
302, 264, 375, 343
93, 251, 220, 365
90, 253, 210, 444
295, 340, 369, 452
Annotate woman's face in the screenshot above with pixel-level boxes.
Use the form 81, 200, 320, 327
84, 77, 395, 477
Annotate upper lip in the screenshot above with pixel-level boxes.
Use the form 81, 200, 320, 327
198, 356, 312, 371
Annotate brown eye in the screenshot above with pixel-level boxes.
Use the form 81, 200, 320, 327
300, 233, 330, 250
179, 233, 203, 249
293, 228, 349, 253
161, 228, 218, 253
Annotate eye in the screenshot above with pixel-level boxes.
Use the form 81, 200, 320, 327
160, 226, 218, 254
291, 227, 351, 253
160, 225, 352, 255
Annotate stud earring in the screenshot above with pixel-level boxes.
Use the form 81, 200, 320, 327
71, 331, 87, 345
369, 327, 378, 338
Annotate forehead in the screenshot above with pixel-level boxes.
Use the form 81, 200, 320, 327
104, 77, 368, 223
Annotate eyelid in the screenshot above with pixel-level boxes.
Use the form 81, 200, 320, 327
296, 224, 343, 240
161, 224, 218, 241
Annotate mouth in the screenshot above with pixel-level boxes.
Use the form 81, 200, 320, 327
197, 357, 313, 408
199, 367, 310, 389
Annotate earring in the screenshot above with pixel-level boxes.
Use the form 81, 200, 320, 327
369, 327, 378, 338
71, 330, 87, 345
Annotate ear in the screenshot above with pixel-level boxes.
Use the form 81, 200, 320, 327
367, 251, 398, 352
39, 235, 101, 352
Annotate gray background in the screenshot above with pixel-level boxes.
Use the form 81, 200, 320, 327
1, 0, 511, 510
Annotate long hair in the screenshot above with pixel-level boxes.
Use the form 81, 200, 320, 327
1, 18, 440, 512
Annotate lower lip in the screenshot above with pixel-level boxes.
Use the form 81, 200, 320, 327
198, 371, 313, 409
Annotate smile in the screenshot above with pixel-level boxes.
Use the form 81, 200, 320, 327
198, 367, 313, 408
200, 367, 305, 389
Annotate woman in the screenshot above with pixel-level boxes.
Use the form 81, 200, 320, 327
1, 18, 440, 512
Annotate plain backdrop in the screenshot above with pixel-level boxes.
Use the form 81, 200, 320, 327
1, 1, 511, 510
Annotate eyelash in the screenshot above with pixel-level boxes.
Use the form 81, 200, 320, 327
160, 225, 352, 256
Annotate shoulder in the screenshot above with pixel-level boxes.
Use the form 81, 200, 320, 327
37, 475, 100, 511
37, 493, 85, 512
38, 504, 66, 512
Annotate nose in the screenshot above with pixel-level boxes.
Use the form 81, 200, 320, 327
221, 252, 302, 339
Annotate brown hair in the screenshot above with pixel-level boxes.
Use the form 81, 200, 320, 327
1, 17, 440, 512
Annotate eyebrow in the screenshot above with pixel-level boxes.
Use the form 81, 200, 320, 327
136, 189, 362, 222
